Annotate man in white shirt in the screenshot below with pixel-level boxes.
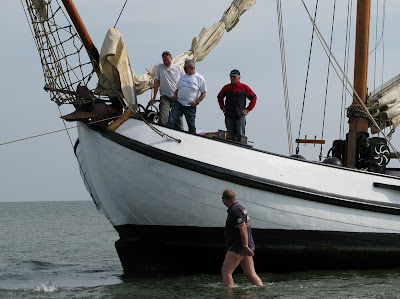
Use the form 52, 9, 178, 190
167, 60, 207, 133
149, 51, 183, 129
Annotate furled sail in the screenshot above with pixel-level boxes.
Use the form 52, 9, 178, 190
24, 0, 256, 107
367, 74, 400, 137
96, 28, 138, 108
96, 0, 257, 100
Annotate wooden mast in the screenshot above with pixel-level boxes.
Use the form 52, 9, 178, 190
61, 0, 99, 66
346, 0, 371, 168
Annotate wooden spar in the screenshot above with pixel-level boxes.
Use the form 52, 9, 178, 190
346, 0, 371, 168
296, 138, 325, 145
61, 0, 100, 66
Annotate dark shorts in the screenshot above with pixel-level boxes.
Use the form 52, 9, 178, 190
229, 246, 246, 256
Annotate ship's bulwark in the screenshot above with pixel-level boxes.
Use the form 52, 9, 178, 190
114, 225, 400, 273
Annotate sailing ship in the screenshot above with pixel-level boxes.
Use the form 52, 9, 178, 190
22, 0, 400, 273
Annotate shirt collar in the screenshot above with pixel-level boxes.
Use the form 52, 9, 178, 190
230, 81, 242, 88
227, 202, 239, 212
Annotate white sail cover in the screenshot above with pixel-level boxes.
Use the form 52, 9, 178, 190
367, 74, 400, 136
96, 28, 138, 108
96, 0, 256, 101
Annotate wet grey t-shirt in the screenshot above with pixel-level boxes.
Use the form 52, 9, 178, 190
224, 203, 255, 251
155, 63, 183, 98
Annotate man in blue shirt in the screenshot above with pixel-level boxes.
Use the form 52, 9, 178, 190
221, 189, 263, 287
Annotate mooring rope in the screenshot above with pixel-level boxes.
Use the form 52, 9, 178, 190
0, 116, 119, 147
0, 108, 182, 146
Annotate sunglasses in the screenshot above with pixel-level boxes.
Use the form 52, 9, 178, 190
184, 66, 193, 70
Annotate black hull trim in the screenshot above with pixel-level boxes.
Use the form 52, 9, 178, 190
92, 126, 400, 215
115, 225, 400, 274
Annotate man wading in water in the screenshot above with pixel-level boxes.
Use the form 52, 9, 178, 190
221, 189, 263, 287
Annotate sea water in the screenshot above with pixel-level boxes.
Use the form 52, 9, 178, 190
1, 201, 400, 298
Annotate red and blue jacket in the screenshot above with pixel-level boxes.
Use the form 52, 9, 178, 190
217, 82, 257, 119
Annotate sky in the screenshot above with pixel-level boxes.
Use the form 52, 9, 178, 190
1, 0, 400, 202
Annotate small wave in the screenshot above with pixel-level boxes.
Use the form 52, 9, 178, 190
33, 282, 58, 293
16, 260, 55, 270
204, 282, 223, 288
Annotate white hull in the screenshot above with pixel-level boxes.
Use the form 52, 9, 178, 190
76, 118, 400, 231
75, 118, 400, 271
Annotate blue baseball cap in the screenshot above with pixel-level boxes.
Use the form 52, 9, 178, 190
229, 69, 240, 76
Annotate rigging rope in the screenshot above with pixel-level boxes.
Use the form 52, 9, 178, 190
58, 106, 74, 149
0, 116, 118, 147
114, 0, 129, 28
373, 0, 379, 91
371, 0, 387, 105
0, 111, 181, 146
23, 0, 181, 144
300, 0, 400, 161
1, 107, 182, 149
23, 0, 95, 106
320, 0, 337, 161
276, 0, 293, 156
340, 0, 353, 140
369, 0, 386, 55
57, 105, 102, 209
381, 1, 386, 107
368, 0, 388, 138
297, 0, 319, 155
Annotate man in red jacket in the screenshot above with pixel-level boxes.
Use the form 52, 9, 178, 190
217, 69, 257, 141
